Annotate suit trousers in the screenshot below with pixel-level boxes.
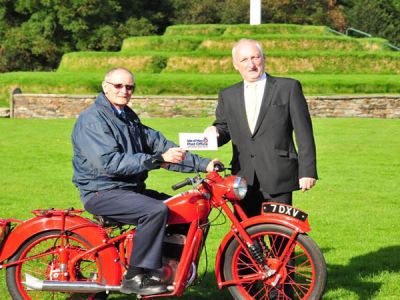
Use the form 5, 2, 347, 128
84, 188, 169, 270
239, 173, 292, 218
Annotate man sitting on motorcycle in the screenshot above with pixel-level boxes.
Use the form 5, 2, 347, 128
72, 67, 220, 296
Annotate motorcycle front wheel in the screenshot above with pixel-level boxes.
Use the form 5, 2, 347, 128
6, 230, 104, 300
223, 224, 327, 300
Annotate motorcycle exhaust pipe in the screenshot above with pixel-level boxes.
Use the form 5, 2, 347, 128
24, 273, 175, 294
24, 273, 121, 293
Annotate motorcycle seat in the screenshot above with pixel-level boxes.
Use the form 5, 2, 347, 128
93, 215, 126, 227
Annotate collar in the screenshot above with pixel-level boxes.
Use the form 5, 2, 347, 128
95, 92, 140, 124
244, 73, 267, 88
111, 105, 125, 116
95, 92, 125, 117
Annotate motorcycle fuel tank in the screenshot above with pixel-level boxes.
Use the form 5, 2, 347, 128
164, 190, 210, 224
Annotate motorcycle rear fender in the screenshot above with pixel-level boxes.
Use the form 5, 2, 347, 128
0, 215, 121, 285
214, 214, 311, 287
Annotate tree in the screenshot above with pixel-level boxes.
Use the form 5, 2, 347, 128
346, 0, 400, 46
0, 0, 171, 72
169, 0, 347, 27
170, 0, 224, 24
219, 0, 249, 24
170, 0, 250, 24
262, 0, 346, 31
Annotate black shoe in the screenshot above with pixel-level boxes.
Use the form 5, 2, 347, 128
120, 274, 167, 295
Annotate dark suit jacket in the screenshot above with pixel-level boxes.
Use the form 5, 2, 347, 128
213, 74, 317, 194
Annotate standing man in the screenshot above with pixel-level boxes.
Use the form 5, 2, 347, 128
72, 67, 219, 296
206, 39, 317, 218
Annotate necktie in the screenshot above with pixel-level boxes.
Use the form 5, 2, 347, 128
246, 84, 258, 134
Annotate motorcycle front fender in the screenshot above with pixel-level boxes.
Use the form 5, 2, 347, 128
0, 214, 122, 285
214, 214, 311, 287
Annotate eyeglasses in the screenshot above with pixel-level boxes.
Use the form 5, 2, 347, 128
106, 81, 135, 91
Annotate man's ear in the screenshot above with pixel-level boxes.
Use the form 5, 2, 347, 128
233, 62, 239, 71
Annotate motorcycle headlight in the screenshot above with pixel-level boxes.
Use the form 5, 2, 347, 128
233, 177, 248, 200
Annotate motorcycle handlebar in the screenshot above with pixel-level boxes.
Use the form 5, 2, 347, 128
171, 177, 193, 191
170, 162, 228, 191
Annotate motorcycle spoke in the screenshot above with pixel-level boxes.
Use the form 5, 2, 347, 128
243, 281, 268, 299
236, 252, 258, 274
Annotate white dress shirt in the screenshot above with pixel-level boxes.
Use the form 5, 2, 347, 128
244, 73, 267, 133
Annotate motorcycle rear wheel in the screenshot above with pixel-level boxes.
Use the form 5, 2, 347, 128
223, 224, 327, 300
6, 230, 104, 300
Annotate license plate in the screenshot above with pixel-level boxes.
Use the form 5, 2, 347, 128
262, 203, 308, 221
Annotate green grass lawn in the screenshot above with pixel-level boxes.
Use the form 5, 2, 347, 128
0, 117, 399, 299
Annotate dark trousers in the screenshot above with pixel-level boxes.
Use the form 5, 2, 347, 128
84, 189, 169, 270
239, 174, 292, 218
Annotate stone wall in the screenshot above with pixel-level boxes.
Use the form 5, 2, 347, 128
307, 95, 400, 118
0, 108, 9, 117
10, 90, 400, 119
11, 94, 218, 118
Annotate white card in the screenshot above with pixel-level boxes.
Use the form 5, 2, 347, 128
179, 133, 218, 151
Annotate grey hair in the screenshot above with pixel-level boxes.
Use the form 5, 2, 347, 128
232, 39, 264, 60
104, 67, 134, 81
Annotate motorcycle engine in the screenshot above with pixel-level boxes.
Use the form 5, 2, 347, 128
150, 224, 188, 284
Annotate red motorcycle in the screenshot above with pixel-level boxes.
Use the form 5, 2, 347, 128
0, 167, 327, 300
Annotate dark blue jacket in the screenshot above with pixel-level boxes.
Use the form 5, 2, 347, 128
72, 93, 210, 203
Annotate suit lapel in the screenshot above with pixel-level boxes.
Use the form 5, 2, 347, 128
252, 74, 277, 136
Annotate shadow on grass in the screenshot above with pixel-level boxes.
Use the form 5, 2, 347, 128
326, 246, 400, 299
106, 271, 231, 299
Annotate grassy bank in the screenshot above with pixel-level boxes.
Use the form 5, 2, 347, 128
57, 50, 400, 74
164, 23, 331, 36
122, 35, 390, 52
0, 117, 399, 299
1, 72, 400, 107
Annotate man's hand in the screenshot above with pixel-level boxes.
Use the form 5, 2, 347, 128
206, 159, 224, 172
162, 147, 186, 164
204, 126, 219, 138
299, 177, 317, 192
